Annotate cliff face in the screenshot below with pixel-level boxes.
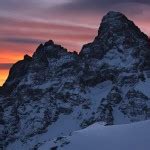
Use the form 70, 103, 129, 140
0, 11, 150, 150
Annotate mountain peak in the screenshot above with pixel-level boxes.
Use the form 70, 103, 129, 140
98, 11, 132, 35
80, 11, 149, 61
44, 40, 54, 47
100, 11, 129, 28
102, 11, 126, 20
24, 54, 32, 61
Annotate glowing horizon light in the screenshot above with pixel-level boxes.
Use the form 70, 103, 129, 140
0, 70, 9, 86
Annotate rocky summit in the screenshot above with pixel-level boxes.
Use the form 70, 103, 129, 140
0, 11, 150, 150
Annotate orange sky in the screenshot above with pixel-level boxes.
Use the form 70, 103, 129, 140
1, 0, 150, 86
0, 70, 9, 86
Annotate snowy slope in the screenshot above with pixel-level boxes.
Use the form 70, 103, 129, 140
42, 120, 150, 150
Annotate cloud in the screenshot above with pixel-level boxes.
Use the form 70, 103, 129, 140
55, 0, 149, 17
0, 0, 149, 21
61, 0, 150, 10
1, 0, 149, 13
0, 63, 13, 70
0, 37, 44, 45
0, 15, 97, 53
0, 0, 71, 21
0, 0, 67, 12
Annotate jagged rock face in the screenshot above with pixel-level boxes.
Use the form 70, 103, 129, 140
80, 11, 150, 70
0, 11, 150, 150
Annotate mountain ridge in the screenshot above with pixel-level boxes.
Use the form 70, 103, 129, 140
0, 11, 150, 150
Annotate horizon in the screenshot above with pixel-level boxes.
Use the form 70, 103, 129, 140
1, 0, 150, 85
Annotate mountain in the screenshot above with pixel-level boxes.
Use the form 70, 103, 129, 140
0, 11, 150, 150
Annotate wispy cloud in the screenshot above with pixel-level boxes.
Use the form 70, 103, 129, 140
0, 63, 13, 70
0, 37, 44, 45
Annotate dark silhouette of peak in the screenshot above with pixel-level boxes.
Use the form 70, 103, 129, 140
102, 11, 127, 20
0, 56, 32, 95
24, 54, 32, 61
44, 40, 54, 46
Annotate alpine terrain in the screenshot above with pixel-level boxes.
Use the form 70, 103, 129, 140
0, 11, 150, 150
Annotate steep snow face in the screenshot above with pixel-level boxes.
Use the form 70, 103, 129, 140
42, 120, 150, 150
0, 11, 150, 149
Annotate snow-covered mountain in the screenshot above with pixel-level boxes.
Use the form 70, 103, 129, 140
0, 11, 150, 150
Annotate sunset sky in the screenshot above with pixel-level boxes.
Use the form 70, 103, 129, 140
1, 0, 150, 85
